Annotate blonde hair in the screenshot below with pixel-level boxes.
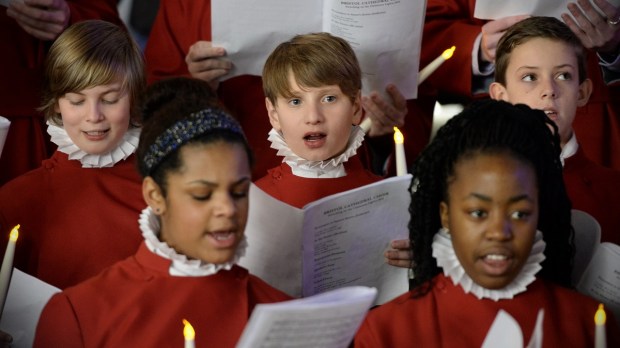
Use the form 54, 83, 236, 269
40, 20, 145, 126
262, 32, 361, 105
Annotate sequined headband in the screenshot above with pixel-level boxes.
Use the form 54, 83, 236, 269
142, 108, 244, 174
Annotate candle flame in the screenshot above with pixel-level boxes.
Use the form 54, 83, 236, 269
393, 127, 404, 144
442, 46, 456, 60
9, 225, 19, 242
183, 319, 195, 340
595, 304, 606, 325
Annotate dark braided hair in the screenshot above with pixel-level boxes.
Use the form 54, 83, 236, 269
408, 99, 574, 295
136, 77, 254, 196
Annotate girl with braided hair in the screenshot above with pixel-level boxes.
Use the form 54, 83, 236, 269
34, 77, 290, 347
354, 99, 620, 347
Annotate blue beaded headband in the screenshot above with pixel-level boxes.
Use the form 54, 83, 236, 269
142, 108, 244, 174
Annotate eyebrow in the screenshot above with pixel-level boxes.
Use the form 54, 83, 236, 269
187, 176, 251, 187
468, 193, 534, 203
68, 87, 123, 96
516, 63, 575, 71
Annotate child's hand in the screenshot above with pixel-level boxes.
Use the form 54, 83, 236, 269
562, 0, 620, 54
185, 41, 233, 90
361, 84, 407, 137
384, 238, 412, 268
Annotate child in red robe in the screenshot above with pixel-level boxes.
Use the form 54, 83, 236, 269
256, 32, 381, 209
33, 77, 291, 348
354, 99, 620, 347
0, 20, 146, 290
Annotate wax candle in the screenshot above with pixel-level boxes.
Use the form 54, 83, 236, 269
183, 319, 196, 348
0, 225, 19, 317
595, 304, 607, 348
394, 127, 407, 176
418, 46, 456, 84
359, 46, 456, 133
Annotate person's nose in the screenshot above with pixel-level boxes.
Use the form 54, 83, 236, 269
215, 193, 237, 218
540, 78, 558, 99
304, 102, 324, 125
484, 214, 513, 241
86, 101, 105, 123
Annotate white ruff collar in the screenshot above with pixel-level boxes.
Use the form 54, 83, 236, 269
139, 207, 247, 277
267, 125, 365, 178
432, 228, 545, 301
47, 122, 140, 168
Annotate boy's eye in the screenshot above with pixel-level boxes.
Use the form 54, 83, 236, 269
556, 72, 571, 81
69, 100, 85, 106
102, 98, 119, 105
288, 98, 301, 106
521, 74, 536, 82
323, 95, 336, 103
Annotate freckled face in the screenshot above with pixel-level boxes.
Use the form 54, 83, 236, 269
56, 81, 131, 154
440, 153, 539, 289
265, 71, 361, 161
159, 141, 251, 264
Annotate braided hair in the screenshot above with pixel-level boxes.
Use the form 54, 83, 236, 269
408, 99, 574, 295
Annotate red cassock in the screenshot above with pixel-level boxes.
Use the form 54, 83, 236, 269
34, 243, 292, 348
254, 156, 381, 209
423, 0, 620, 170
0, 151, 144, 289
144, 0, 434, 178
0, 1, 124, 185
564, 146, 620, 245
354, 273, 620, 348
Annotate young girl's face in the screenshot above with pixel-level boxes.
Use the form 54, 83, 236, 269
440, 152, 539, 289
157, 141, 251, 264
56, 81, 131, 154
266, 71, 362, 161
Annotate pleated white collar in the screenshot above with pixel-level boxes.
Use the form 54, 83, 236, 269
432, 228, 545, 301
47, 122, 140, 168
267, 125, 365, 178
139, 207, 247, 277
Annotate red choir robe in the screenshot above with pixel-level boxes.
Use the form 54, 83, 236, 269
144, 0, 433, 178
34, 242, 292, 348
354, 273, 620, 347
423, 0, 620, 170
254, 156, 381, 209
0, 1, 124, 185
0, 151, 144, 289
564, 146, 620, 245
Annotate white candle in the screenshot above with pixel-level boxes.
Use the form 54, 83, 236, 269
418, 46, 456, 85
359, 46, 456, 133
0, 225, 19, 316
183, 319, 196, 348
595, 304, 607, 348
394, 127, 407, 176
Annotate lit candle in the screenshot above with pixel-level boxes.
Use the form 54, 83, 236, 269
360, 46, 456, 133
418, 46, 456, 84
183, 319, 196, 348
0, 225, 19, 316
394, 127, 407, 176
595, 304, 607, 348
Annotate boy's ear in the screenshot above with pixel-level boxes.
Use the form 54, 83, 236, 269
352, 90, 363, 125
265, 97, 281, 131
576, 78, 593, 107
143, 177, 166, 215
489, 82, 509, 102
439, 201, 450, 230
54, 102, 60, 114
